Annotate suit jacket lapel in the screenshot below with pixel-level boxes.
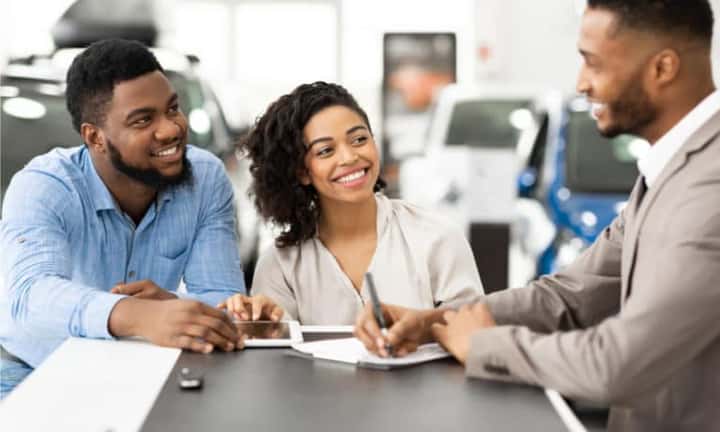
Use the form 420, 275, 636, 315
621, 109, 720, 302
620, 176, 647, 302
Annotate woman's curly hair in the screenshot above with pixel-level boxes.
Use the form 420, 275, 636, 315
240, 82, 385, 248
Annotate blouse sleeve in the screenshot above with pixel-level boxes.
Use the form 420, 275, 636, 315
250, 246, 299, 320
428, 225, 485, 305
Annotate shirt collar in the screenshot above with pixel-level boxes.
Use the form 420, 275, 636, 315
82, 147, 175, 213
637, 90, 720, 188
82, 147, 117, 212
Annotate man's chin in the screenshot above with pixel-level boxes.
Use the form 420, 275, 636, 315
595, 118, 624, 138
597, 125, 623, 138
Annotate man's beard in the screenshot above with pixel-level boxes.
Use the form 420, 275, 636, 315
107, 140, 193, 189
598, 73, 658, 139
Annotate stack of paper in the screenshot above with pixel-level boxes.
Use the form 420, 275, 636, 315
291, 337, 450, 369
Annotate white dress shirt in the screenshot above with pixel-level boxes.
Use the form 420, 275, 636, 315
637, 90, 720, 188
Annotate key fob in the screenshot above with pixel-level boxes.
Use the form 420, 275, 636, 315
178, 367, 203, 390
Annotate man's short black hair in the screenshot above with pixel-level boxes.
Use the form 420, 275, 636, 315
65, 38, 165, 133
588, 0, 714, 44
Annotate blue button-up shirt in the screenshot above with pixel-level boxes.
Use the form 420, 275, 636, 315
0, 145, 245, 390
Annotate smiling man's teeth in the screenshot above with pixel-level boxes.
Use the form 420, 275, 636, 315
590, 102, 606, 120
156, 146, 178, 157
337, 170, 365, 183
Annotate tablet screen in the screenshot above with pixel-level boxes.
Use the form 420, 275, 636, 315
235, 321, 291, 340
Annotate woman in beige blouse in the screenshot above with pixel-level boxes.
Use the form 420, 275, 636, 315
222, 82, 483, 324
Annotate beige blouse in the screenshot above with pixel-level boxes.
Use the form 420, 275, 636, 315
251, 194, 484, 324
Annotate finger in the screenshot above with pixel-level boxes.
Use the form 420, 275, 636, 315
385, 315, 420, 347
132, 290, 156, 300
257, 296, 280, 321
184, 324, 235, 352
110, 284, 123, 294
236, 334, 246, 350
233, 296, 250, 320
395, 341, 419, 357
217, 300, 227, 309
251, 296, 265, 321
354, 308, 380, 354
362, 303, 382, 340
270, 305, 284, 322
193, 304, 240, 342
225, 295, 245, 320
430, 323, 449, 348
442, 310, 457, 323
176, 335, 213, 354
115, 281, 146, 296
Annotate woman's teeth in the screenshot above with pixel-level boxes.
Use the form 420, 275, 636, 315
337, 170, 366, 183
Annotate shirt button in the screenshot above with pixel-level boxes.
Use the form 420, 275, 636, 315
128, 271, 136, 278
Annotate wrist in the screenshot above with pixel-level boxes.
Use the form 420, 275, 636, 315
108, 297, 148, 337
420, 308, 446, 343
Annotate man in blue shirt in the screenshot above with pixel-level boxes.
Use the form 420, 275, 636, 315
0, 39, 272, 398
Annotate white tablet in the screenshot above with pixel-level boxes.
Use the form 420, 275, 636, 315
235, 320, 303, 347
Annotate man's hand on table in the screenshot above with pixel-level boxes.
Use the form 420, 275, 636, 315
109, 298, 244, 353
431, 303, 496, 365
111, 279, 177, 300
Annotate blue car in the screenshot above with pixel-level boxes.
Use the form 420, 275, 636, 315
518, 95, 649, 276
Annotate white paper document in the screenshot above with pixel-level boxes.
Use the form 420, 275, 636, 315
299, 325, 354, 333
0, 337, 180, 432
291, 337, 450, 369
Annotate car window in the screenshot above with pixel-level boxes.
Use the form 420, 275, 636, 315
1, 81, 80, 198
166, 72, 216, 150
444, 99, 532, 148
565, 111, 646, 194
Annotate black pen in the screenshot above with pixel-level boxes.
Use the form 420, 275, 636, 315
365, 272, 394, 357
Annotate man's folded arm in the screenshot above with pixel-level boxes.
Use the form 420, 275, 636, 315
0, 172, 126, 350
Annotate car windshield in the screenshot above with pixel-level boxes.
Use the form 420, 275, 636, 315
445, 99, 532, 148
565, 110, 645, 194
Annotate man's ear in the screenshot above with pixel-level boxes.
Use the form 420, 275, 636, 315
80, 123, 105, 153
651, 49, 681, 89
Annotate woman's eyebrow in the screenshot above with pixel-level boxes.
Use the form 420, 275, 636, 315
346, 125, 367, 135
307, 136, 333, 149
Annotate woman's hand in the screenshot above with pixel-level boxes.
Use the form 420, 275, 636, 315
217, 294, 284, 321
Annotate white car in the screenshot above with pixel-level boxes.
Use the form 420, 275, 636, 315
397, 84, 539, 223
396, 84, 544, 289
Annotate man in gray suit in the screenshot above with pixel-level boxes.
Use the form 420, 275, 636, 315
355, 1, 719, 430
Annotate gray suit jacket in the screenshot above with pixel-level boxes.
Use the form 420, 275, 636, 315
466, 109, 720, 431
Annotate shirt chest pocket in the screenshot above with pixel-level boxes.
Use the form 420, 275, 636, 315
154, 224, 192, 259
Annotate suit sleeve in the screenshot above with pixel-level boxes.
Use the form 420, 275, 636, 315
481, 204, 625, 333
465, 177, 720, 404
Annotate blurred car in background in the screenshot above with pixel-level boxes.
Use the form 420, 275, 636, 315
397, 84, 538, 226
0, 48, 260, 278
517, 93, 649, 276
394, 84, 540, 290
